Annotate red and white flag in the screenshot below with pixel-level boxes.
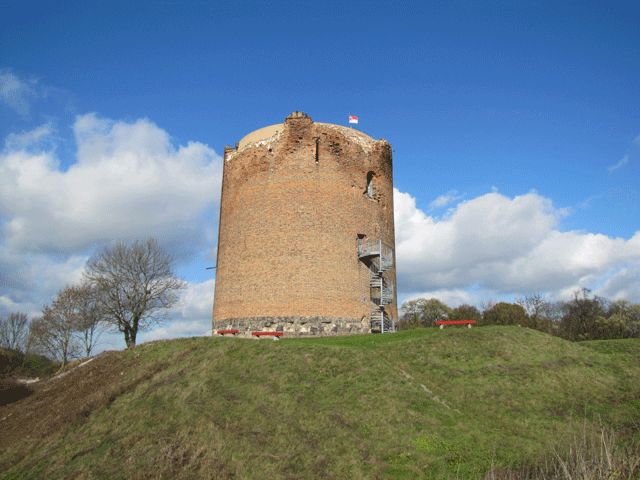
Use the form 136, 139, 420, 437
348, 115, 359, 124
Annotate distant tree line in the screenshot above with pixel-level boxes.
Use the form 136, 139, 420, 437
0, 239, 185, 365
398, 288, 640, 341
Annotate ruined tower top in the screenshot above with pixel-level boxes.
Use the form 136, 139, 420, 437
286, 110, 310, 120
227, 112, 381, 162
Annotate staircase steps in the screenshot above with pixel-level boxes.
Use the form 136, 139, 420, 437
358, 238, 396, 333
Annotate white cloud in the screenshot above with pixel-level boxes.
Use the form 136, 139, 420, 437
0, 115, 222, 253
139, 279, 215, 342
0, 245, 87, 317
598, 267, 640, 301
0, 114, 222, 324
428, 190, 463, 210
394, 188, 640, 302
608, 154, 629, 173
402, 288, 480, 308
5, 124, 54, 150
0, 70, 38, 116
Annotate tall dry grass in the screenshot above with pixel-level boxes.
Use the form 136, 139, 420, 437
486, 426, 640, 479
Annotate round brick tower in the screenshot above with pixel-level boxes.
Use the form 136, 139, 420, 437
213, 112, 397, 336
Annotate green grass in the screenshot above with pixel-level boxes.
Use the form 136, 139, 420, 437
1, 327, 638, 479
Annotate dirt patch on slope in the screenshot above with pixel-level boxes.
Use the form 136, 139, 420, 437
0, 349, 165, 454
0, 380, 33, 406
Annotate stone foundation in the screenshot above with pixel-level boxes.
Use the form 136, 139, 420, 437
214, 316, 371, 337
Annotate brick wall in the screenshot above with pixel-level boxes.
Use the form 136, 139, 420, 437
213, 112, 397, 335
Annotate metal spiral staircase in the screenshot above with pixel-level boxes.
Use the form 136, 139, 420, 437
358, 238, 395, 333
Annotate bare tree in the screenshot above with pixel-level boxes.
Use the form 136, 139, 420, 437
85, 238, 186, 348
560, 288, 607, 340
399, 298, 451, 328
418, 298, 452, 327
516, 293, 557, 331
449, 304, 482, 322
517, 293, 549, 319
0, 312, 30, 352
400, 299, 423, 328
482, 302, 528, 326
72, 284, 105, 357
31, 287, 82, 366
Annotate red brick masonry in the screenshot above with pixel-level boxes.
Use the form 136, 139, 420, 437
213, 112, 397, 336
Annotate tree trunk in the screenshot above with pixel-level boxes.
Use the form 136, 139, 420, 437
129, 317, 139, 348
124, 324, 137, 348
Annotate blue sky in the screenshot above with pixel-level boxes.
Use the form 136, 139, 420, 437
1, 1, 639, 346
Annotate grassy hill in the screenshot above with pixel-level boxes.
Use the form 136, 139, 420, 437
0, 327, 638, 479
